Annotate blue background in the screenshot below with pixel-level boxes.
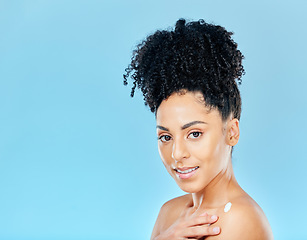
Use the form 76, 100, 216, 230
0, 0, 306, 239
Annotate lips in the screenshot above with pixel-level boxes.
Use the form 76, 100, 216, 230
174, 166, 199, 179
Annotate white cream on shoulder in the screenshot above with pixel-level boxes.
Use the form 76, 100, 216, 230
224, 202, 232, 213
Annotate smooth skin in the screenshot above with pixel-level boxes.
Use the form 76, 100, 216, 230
151, 90, 273, 240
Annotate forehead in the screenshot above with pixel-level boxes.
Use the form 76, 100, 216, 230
156, 91, 222, 125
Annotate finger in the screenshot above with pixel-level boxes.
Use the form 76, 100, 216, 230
187, 214, 219, 227
189, 210, 206, 219
191, 207, 207, 217
183, 225, 221, 238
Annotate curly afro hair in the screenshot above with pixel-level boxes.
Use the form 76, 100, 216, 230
123, 18, 245, 121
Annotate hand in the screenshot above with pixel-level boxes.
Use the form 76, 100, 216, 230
154, 212, 220, 240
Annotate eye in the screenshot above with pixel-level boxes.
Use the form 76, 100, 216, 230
158, 135, 172, 142
188, 131, 202, 139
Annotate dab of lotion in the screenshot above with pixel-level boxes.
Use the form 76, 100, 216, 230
224, 202, 232, 213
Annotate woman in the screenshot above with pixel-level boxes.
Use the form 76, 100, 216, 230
124, 18, 273, 240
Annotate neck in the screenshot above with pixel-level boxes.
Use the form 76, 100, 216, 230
191, 159, 239, 210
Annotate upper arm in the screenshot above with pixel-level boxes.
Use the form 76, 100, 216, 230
150, 196, 188, 240
150, 200, 175, 240
208, 203, 274, 240
150, 203, 165, 240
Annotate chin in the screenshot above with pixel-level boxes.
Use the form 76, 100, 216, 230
177, 182, 205, 193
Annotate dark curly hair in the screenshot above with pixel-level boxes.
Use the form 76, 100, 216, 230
123, 18, 245, 121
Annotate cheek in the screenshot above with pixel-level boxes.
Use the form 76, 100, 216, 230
189, 134, 225, 167
189, 137, 216, 160
158, 144, 172, 165
158, 144, 177, 177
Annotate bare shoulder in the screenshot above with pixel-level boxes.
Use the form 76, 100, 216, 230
150, 194, 191, 239
208, 196, 274, 240
161, 194, 191, 215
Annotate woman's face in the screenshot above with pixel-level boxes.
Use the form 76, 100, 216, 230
156, 90, 234, 193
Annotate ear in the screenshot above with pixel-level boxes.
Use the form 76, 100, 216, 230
226, 118, 240, 146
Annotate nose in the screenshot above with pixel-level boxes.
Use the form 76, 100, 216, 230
172, 139, 190, 162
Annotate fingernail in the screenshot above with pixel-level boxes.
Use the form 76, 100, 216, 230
211, 215, 217, 221
213, 227, 220, 234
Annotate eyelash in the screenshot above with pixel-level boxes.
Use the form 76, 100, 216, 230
158, 131, 203, 142
189, 131, 202, 139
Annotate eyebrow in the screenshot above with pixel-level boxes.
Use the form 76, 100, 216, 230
156, 120, 207, 131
